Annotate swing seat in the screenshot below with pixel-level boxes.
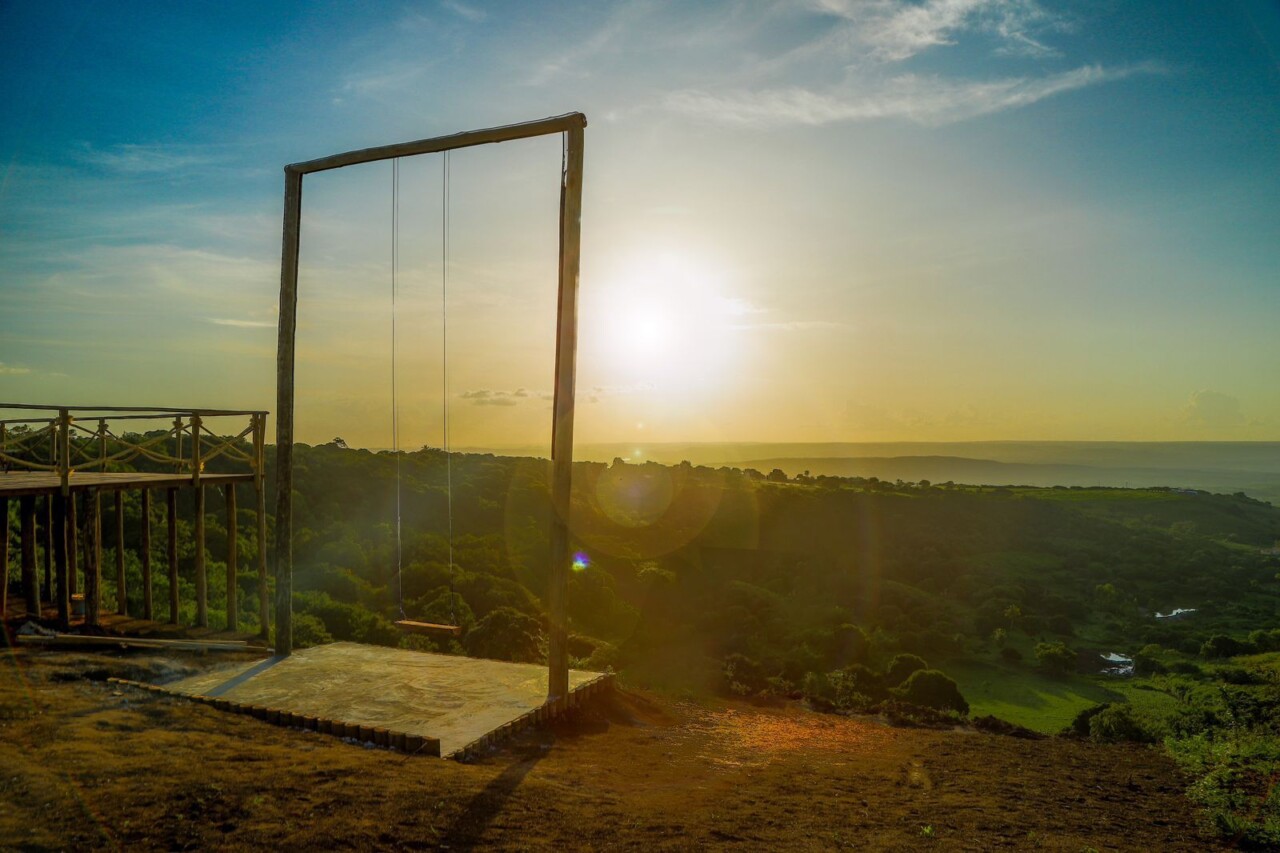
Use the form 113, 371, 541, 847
395, 620, 462, 638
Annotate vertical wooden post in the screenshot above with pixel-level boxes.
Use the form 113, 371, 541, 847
86, 490, 101, 627
68, 491, 78, 597
255, 415, 270, 640
1, 496, 8, 619
274, 167, 303, 656
166, 488, 179, 624
547, 123, 585, 700
195, 485, 207, 628
225, 483, 237, 631
53, 493, 69, 629
42, 496, 52, 601
20, 495, 39, 618
140, 489, 152, 621
114, 490, 127, 616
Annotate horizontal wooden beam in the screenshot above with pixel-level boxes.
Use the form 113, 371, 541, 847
288, 112, 587, 175
17, 634, 251, 652
0, 403, 267, 417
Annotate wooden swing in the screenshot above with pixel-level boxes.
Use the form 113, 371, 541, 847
387, 153, 463, 641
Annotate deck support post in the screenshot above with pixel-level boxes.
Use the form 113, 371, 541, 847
1, 497, 8, 618
20, 495, 39, 618
140, 489, 152, 620
274, 167, 302, 657
86, 489, 101, 627
114, 490, 127, 616
68, 492, 78, 597
225, 483, 237, 630
42, 496, 52, 603
53, 493, 69, 629
166, 488, 179, 624
547, 121, 584, 700
195, 486, 207, 628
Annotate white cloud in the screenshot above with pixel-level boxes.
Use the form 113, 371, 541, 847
1181, 390, 1246, 429
208, 318, 276, 329
666, 63, 1156, 128
0, 363, 32, 375
74, 143, 220, 174
439, 0, 487, 22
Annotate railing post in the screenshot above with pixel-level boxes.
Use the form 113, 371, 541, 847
190, 414, 202, 485
97, 419, 108, 472
173, 416, 184, 475
58, 410, 71, 496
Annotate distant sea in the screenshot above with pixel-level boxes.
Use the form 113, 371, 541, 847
459, 441, 1280, 505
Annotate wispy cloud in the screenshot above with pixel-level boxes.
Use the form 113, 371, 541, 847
733, 319, 846, 331
439, 0, 487, 23
0, 363, 32, 375
73, 142, 221, 174
667, 63, 1158, 128
816, 0, 1061, 62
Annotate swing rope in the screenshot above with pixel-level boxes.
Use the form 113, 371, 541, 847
392, 157, 405, 620
443, 150, 457, 626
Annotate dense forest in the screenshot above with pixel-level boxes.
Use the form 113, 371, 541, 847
6, 429, 1280, 843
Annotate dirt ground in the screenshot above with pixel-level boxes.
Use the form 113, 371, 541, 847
0, 647, 1215, 851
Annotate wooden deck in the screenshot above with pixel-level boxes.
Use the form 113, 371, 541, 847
0, 471, 254, 497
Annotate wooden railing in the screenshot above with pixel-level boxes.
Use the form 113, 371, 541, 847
0, 404, 268, 492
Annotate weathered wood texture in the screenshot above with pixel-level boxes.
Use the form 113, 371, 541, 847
20, 495, 38, 617
140, 489, 152, 620
225, 483, 237, 630
547, 122, 585, 699
114, 490, 126, 615
0, 471, 253, 498
53, 492, 69, 628
167, 487, 179, 624
87, 490, 101, 626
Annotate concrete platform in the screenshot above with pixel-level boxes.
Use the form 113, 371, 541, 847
139, 642, 611, 758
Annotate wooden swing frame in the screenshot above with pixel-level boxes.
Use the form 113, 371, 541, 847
273, 113, 586, 699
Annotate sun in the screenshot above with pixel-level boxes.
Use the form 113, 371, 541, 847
588, 250, 744, 396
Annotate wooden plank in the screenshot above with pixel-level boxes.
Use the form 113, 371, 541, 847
290, 113, 586, 175
0, 496, 8, 618
225, 482, 237, 630
140, 489, 152, 620
53, 492, 69, 629
274, 166, 302, 657
167, 487, 179, 624
86, 490, 101, 626
21, 495, 38, 617
547, 121, 585, 700
16, 633, 249, 652
195, 484, 206, 628
394, 620, 462, 637
0, 471, 256, 498
114, 489, 127, 616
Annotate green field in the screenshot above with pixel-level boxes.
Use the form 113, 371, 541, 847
945, 660, 1125, 733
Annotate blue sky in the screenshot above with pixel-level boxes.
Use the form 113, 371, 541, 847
2, 0, 1278, 447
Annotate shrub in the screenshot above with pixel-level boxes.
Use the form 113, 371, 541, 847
1066, 703, 1110, 737
1200, 634, 1253, 659
1088, 704, 1156, 743
892, 669, 969, 715
1000, 646, 1023, 664
463, 606, 544, 663
829, 623, 869, 666
885, 653, 928, 687
1035, 641, 1077, 676
723, 653, 770, 697
291, 613, 333, 648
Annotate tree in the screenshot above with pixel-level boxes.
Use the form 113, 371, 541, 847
1035, 641, 1077, 676
885, 653, 928, 687
463, 606, 544, 663
893, 669, 969, 714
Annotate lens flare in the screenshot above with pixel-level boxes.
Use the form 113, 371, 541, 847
572, 552, 590, 571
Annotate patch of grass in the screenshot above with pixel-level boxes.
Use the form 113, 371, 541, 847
944, 660, 1123, 733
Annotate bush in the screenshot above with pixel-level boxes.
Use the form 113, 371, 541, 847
1066, 703, 1110, 737
1035, 641, 1077, 676
723, 653, 771, 697
1000, 646, 1023, 664
885, 653, 928, 687
1088, 704, 1156, 743
829, 623, 869, 666
1133, 644, 1166, 676
1200, 634, 1253, 659
291, 613, 333, 648
463, 606, 544, 663
892, 669, 969, 715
